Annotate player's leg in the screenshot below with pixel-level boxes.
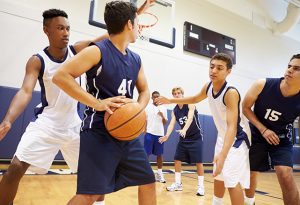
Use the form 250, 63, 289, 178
67, 194, 103, 205
275, 166, 300, 205
138, 183, 156, 205
153, 135, 165, 183
196, 163, 205, 196
227, 183, 244, 205
244, 171, 258, 204
212, 179, 225, 205
0, 156, 29, 205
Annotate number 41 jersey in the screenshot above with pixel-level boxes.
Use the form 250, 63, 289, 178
251, 78, 300, 142
81, 39, 141, 131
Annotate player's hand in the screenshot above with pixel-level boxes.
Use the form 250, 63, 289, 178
155, 96, 171, 105
0, 121, 12, 141
262, 129, 280, 145
176, 129, 187, 138
138, 0, 156, 14
96, 96, 126, 114
213, 153, 225, 177
159, 136, 168, 144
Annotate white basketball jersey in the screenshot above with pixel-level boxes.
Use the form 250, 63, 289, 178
207, 82, 250, 150
33, 46, 81, 129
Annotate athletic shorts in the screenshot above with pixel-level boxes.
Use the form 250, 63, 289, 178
144, 133, 164, 156
249, 138, 293, 171
214, 142, 250, 189
174, 135, 203, 164
77, 128, 155, 195
15, 122, 80, 174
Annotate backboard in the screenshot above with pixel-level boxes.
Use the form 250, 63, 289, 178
89, 0, 176, 48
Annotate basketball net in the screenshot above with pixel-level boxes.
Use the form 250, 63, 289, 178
137, 12, 158, 42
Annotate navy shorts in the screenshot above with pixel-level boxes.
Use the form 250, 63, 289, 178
144, 133, 164, 156
77, 128, 155, 195
249, 139, 293, 171
174, 135, 203, 164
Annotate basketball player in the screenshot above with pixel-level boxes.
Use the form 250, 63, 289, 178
243, 54, 300, 205
52, 1, 156, 205
0, 1, 154, 203
158, 87, 205, 196
157, 53, 250, 205
144, 91, 168, 183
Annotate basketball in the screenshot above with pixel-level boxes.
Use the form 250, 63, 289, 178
104, 101, 146, 141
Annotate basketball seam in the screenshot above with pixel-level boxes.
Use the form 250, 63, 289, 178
107, 103, 144, 132
105, 101, 134, 126
118, 120, 146, 140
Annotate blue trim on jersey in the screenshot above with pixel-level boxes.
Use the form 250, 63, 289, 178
212, 81, 227, 99
43, 47, 69, 63
33, 54, 48, 120
69, 45, 77, 55
206, 82, 212, 95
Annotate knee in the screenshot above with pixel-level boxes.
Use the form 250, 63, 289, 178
4, 160, 28, 180
276, 168, 294, 185
80, 194, 102, 203
139, 183, 156, 192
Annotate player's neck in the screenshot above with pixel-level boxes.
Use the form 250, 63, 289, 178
212, 80, 226, 94
280, 79, 300, 96
47, 46, 68, 61
109, 35, 129, 55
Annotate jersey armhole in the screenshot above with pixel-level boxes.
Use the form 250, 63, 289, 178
223, 87, 241, 106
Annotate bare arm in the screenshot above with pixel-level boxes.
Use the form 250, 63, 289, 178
135, 65, 150, 109
159, 111, 176, 143
178, 104, 196, 138
52, 46, 125, 113
213, 89, 239, 176
157, 83, 209, 105
0, 56, 40, 140
137, 0, 156, 15
242, 79, 280, 145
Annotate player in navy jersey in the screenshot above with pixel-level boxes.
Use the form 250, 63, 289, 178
157, 53, 250, 205
243, 54, 300, 205
53, 1, 156, 205
159, 87, 205, 196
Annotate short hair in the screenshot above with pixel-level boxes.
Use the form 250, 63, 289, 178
290, 54, 300, 61
104, 1, 137, 35
172, 87, 184, 95
43, 9, 68, 26
210, 53, 233, 69
152, 91, 160, 96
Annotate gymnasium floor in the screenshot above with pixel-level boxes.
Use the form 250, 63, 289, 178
1, 164, 299, 205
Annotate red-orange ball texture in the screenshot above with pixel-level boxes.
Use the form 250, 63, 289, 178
104, 101, 146, 141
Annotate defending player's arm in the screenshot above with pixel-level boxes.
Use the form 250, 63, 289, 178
0, 56, 40, 141
242, 79, 280, 145
177, 104, 196, 138
135, 64, 150, 109
157, 83, 209, 105
159, 111, 176, 143
52, 46, 125, 114
213, 89, 239, 177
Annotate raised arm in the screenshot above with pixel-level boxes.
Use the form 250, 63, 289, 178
242, 79, 280, 145
0, 56, 41, 141
157, 83, 209, 105
52, 46, 125, 114
213, 89, 239, 177
159, 111, 176, 143
177, 104, 196, 138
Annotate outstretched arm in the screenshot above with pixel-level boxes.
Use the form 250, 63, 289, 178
159, 111, 176, 143
177, 104, 196, 138
242, 79, 280, 145
157, 83, 209, 105
0, 56, 40, 141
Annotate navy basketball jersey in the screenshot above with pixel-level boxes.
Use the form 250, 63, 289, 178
173, 104, 202, 141
251, 78, 300, 142
82, 39, 141, 130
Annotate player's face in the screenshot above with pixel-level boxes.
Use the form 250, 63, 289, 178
152, 93, 160, 105
284, 58, 300, 85
209, 59, 231, 83
172, 90, 183, 99
44, 17, 70, 49
130, 13, 139, 43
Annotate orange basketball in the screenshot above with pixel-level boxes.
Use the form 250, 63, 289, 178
104, 101, 146, 141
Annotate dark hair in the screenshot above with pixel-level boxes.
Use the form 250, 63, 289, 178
210, 53, 233, 69
104, 1, 137, 35
152, 91, 160, 96
290, 54, 300, 61
43, 9, 68, 26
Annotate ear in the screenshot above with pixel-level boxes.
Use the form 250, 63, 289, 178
127, 19, 133, 31
43, 26, 50, 36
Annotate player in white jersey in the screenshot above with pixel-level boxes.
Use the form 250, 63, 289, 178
157, 53, 250, 205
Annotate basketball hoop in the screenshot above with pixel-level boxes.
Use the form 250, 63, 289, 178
137, 12, 158, 41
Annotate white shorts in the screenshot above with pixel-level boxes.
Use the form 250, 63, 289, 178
214, 141, 250, 188
15, 121, 80, 174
